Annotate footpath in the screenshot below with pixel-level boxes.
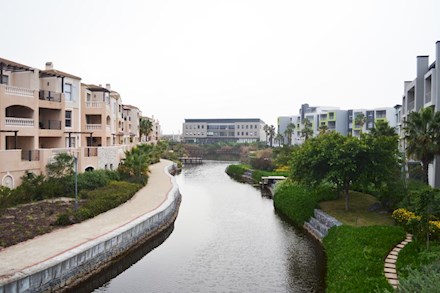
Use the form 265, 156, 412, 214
0, 159, 174, 281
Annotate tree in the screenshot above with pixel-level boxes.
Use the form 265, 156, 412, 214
139, 118, 154, 142
370, 120, 397, 138
284, 123, 296, 145
274, 133, 284, 147
118, 146, 151, 184
268, 125, 276, 147
404, 107, 440, 184
318, 124, 328, 135
290, 132, 400, 211
301, 118, 314, 140
46, 152, 74, 179
263, 124, 270, 145
354, 113, 367, 133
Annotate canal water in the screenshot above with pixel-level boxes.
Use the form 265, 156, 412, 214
89, 161, 325, 292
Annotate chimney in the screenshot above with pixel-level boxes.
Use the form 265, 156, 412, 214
106, 83, 111, 90
45, 62, 53, 70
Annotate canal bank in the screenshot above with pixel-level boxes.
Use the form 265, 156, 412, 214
0, 160, 181, 293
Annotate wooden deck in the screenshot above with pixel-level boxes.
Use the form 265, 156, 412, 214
179, 157, 203, 164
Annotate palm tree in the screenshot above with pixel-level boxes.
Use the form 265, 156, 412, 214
139, 118, 153, 142
318, 124, 328, 135
370, 120, 397, 137
301, 118, 313, 140
404, 107, 440, 184
263, 124, 270, 145
268, 125, 276, 147
354, 113, 367, 133
274, 133, 284, 147
284, 123, 296, 145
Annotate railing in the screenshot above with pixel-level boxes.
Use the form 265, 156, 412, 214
86, 124, 102, 131
39, 120, 62, 130
86, 101, 103, 108
39, 90, 62, 102
84, 147, 98, 157
21, 150, 40, 161
5, 117, 34, 127
5, 85, 35, 97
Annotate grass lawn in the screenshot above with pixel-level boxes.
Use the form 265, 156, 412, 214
319, 191, 394, 226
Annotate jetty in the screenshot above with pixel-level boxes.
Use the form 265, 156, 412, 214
179, 157, 203, 164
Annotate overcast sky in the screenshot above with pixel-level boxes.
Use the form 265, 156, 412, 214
1, 0, 440, 133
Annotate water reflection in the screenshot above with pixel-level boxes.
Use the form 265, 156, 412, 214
89, 162, 324, 292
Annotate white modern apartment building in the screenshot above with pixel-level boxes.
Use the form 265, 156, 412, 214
0, 57, 160, 188
183, 118, 266, 144
400, 41, 440, 188
348, 107, 397, 137
277, 115, 299, 145
278, 103, 398, 144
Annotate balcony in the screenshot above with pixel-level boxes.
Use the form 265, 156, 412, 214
84, 147, 98, 157
86, 101, 103, 108
21, 149, 40, 161
39, 120, 61, 130
4, 85, 34, 97
39, 90, 62, 102
5, 117, 34, 127
86, 124, 102, 131
425, 91, 432, 103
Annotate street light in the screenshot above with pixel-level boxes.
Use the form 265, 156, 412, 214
74, 154, 78, 211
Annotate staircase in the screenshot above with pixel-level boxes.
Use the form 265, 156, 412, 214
303, 209, 342, 241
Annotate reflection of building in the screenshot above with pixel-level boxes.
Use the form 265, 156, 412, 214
0, 56, 161, 188
182, 118, 266, 144
400, 41, 440, 188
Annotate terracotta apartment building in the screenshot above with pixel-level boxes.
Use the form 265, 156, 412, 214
0, 57, 160, 188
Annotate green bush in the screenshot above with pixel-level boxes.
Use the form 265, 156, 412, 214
397, 240, 440, 279
73, 181, 141, 222
323, 225, 405, 292
398, 260, 440, 292
273, 180, 316, 226
0, 186, 12, 208
55, 213, 73, 226
225, 164, 247, 180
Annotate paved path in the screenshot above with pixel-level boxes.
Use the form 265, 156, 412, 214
0, 159, 173, 279
384, 233, 413, 289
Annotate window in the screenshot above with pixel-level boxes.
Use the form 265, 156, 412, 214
65, 110, 72, 127
64, 83, 72, 101
86, 93, 91, 102
1, 75, 9, 85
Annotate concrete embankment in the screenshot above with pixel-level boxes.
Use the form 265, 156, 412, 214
0, 160, 181, 293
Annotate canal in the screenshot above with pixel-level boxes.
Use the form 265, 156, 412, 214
84, 161, 325, 292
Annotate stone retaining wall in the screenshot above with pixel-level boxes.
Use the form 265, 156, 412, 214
0, 164, 181, 293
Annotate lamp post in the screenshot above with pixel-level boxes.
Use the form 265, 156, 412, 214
74, 154, 78, 211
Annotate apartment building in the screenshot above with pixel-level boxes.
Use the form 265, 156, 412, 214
279, 103, 398, 144
141, 115, 161, 143
277, 115, 299, 145
183, 118, 266, 144
400, 41, 440, 187
348, 107, 397, 137
0, 57, 160, 188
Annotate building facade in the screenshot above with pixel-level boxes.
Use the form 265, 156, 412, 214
182, 118, 266, 144
400, 41, 440, 187
0, 57, 160, 188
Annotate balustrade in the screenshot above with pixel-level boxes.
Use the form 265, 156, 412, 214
5, 117, 34, 127
5, 85, 35, 97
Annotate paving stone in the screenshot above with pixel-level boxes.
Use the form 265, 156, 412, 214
385, 272, 398, 279
401, 240, 409, 245
388, 278, 399, 286
384, 267, 396, 273
390, 250, 399, 256
396, 244, 405, 248
385, 263, 396, 269
387, 254, 398, 260
385, 258, 397, 264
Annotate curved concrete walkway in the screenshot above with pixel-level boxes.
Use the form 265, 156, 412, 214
0, 159, 174, 281
384, 233, 413, 289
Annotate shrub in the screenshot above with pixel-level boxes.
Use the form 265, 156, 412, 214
225, 164, 247, 180
55, 213, 73, 226
273, 180, 316, 226
399, 261, 440, 292
324, 225, 405, 292
73, 181, 141, 222
0, 186, 12, 208
392, 208, 440, 240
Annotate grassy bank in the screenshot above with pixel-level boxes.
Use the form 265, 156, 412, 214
225, 164, 289, 183
324, 225, 405, 292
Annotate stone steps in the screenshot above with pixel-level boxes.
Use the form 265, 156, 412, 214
303, 209, 342, 242
384, 233, 413, 290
